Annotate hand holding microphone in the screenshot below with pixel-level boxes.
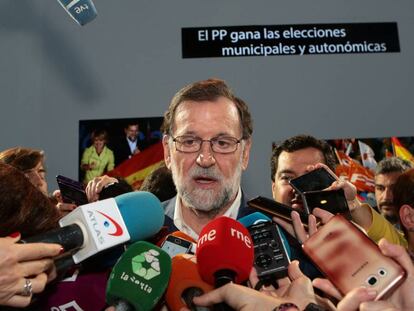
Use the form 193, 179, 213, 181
165, 254, 213, 311
0, 234, 62, 308
106, 241, 172, 311
20, 191, 165, 266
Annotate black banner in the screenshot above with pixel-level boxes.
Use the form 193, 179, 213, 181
182, 22, 400, 58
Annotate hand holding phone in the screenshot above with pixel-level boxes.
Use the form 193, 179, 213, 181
303, 215, 406, 300
56, 175, 88, 206
289, 167, 337, 194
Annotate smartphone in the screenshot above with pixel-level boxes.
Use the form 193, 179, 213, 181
303, 189, 351, 219
289, 167, 336, 194
302, 214, 406, 300
247, 221, 290, 281
161, 235, 193, 258
56, 175, 88, 206
247, 196, 309, 224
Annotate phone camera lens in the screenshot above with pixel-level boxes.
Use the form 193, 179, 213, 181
378, 268, 387, 277
367, 276, 378, 286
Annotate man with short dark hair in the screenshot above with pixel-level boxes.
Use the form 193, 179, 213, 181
111, 122, 146, 166
270, 134, 336, 212
161, 79, 253, 239
271, 135, 408, 249
374, 157, 413, 225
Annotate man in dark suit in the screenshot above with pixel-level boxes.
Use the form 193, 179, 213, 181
160, 79, 253, 240
111, 122, 146, 166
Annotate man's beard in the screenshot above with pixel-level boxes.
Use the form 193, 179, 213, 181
172, 157, 243, 217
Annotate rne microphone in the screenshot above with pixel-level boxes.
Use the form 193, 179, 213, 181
106, 241, 172, 311
196, 216, 254, 287
165, 254, 212, 311
56, 0, 98, 26
21, 191, 164, 263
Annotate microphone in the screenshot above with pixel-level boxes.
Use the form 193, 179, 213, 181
21, 191, 164, 263
106, 241, 172, 311
196, 216, 254, 287
56, 0, 98, 26
165, 254, 213, 311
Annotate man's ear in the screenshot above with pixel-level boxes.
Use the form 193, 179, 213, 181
162, 135, 172, 169
241, 138, 252, 170
399, 204, 414, 231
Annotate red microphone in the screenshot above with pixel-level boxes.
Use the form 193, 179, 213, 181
196, 216, 254, 287
165, 254, 213, 311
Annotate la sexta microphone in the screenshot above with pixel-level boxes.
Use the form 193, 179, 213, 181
196, 216, 254, 286
165, 254, 212, 311
56, 0, 98, 26
106, 241, 172, 311
21, 191, 164, 263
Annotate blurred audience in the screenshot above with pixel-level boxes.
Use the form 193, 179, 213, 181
374, 157, 413, 227
393, 168, 414, 256
140, 163, 176, 202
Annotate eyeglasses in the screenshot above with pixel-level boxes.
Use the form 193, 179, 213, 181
172, 135, 243, 154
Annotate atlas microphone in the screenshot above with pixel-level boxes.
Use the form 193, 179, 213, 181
56, 0, 98, 26
165, 254, 212, 311
106, 241, 172, 311
21, 191, 164, 264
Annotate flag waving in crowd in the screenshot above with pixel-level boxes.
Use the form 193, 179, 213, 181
391, 137, 414, 163
106, 141, 164, 189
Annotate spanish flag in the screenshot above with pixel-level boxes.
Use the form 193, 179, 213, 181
107, 141, 165, 190
391, 137, 414, 163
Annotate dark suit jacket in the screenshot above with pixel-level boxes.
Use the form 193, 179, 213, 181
110, 136, 146, 166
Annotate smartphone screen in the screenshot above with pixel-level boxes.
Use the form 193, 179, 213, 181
303, 189, 351, 219
161, 236, 193, 258
289, 167, 336, 194
302, 214, 406, 300
56, 175, 88, 206
247, 196, 309, 223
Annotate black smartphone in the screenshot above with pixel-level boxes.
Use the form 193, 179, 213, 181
289, 167, 336, 194
247, 196, 309, 223
161, 235, 193, 258
303, 189, 351, 219
56, 175, 88, 206
248, 221, 290, 281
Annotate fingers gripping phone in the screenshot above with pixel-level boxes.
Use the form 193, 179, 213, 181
289, 167, 336, 194
302, 214, 406, 300
303, 189, 351, 219
56, 175, 88, 206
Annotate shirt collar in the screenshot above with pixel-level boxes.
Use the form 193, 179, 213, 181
173, 187, 242, 240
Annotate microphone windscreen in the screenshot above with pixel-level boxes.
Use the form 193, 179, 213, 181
115, 191, 164, 241
196, 216, 254, 285
165, 254, 213, 311
106, 241, 171, 311
238, 212, 271, 227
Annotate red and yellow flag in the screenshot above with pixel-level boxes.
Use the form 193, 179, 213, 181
391, 137, 414, 163
107, 141, 165, 190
